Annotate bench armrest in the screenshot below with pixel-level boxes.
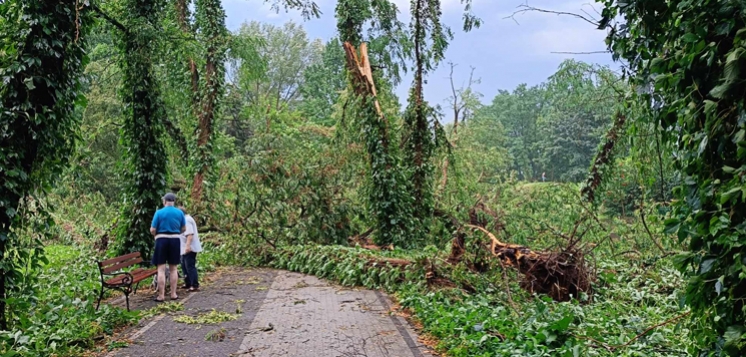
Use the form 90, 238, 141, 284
102, 271, 135, 286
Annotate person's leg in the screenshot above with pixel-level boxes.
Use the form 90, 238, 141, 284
166, 238, 180, 299
168, 264, 179, 299
180, 254, 190, 289
156, 264, 166, 300
186, 252, 199, 290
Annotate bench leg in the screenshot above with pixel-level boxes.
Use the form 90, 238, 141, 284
125, 289, 131, 311
96, 285, 105, 311
134, 281, 141, 295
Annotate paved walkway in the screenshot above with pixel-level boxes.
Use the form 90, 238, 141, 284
107, 268, 429, 357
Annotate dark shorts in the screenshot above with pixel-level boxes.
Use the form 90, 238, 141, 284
152, 238, 181, 265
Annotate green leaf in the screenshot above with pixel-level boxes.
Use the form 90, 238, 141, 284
682, 33, 699, 42
710, 83, 730, 99
704, 100, 718, 115
721, 187, 742, 204
23, 77, 34, 90
700, 259, 716, 274
550, 314, 574, 332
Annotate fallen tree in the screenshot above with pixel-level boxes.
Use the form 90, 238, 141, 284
445, 201, 594, 302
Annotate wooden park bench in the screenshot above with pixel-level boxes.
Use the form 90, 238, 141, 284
96, 252, 156, 311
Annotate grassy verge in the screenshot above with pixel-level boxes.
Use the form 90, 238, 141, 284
0, 245, 138, 357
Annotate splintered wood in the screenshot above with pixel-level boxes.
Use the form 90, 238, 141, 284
342, 42, 383, 117
446, 202, 592, 302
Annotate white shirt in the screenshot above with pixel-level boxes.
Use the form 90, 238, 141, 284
180, 214, 203, 255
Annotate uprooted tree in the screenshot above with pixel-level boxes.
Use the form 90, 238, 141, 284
444, 201, 593, 302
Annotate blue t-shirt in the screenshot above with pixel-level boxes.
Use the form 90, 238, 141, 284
151, 206, 186, 234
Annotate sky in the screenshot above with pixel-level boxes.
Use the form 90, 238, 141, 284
221, 0, 618, 109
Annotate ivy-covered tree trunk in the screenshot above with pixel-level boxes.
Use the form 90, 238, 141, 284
402, 0, 450, 242
403, 0, 434, 239
189, 0, 227, 218
0, 0, 89, 328
115, 0, 168, 259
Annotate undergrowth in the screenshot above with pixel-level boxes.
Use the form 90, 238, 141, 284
0, 245, 138, 357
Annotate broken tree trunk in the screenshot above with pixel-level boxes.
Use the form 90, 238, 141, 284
463, 224, 592, 302
342, 42, 383, 118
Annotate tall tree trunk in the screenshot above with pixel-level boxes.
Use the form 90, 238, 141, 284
191, 59, 216, 206
190, 0, 227, 215
404, 0, 434, 235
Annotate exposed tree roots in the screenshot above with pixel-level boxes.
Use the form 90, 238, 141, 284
447, 202, 594, 302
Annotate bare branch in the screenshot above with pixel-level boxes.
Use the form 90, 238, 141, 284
91, 5, 128, 33
550, 51, 611, 55
505, 3, 599, 27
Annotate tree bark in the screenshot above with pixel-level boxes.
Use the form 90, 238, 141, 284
190, 54, 217, 207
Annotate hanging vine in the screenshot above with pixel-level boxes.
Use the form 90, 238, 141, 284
0, 0, 90, 329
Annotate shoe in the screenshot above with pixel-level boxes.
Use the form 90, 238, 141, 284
189, 287, 200, 292
181, 285, 190, 290
171, 295, 179, 300
153, 297, 165, 303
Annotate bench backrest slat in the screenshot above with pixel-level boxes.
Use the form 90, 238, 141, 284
101, 257, 144, 274
100, 252, 140, 267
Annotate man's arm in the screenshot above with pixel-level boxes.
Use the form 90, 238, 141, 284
150, 211, 159, 237
180, 213, 186, 233
185, 234, 194, 253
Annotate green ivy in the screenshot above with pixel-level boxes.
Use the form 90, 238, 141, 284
0, 0, 91, 328
402, 0, 453, 242
336, 0, 414, 247
113, 0, 168, 260
598, 0, 746, 354
189, 0, 229, 212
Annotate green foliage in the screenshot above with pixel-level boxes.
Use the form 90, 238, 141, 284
598, 0, 746, 353
0, 245, 138, 356
474, 60, 619, 182
271, 245, 421, 290
335, 0, 408, 83
540, 60, 619, 182
0, 0, 91, 328
401, 0, 453, 241
336, 0, 415, 247
236, 21, 320, 112
173, 309, 238, 324
474, 84, 543, 180
299, 38, 346, 126
206, 115, 360, 259
112, 0, 169, 259
357, 96, 414, 247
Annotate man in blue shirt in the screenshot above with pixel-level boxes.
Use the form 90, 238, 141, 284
150, 192, 185, 302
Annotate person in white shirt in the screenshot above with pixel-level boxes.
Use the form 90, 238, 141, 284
178, 206, 202, 292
